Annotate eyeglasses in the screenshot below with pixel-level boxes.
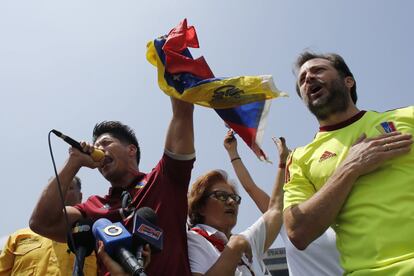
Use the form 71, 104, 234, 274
206, 190, 241, 205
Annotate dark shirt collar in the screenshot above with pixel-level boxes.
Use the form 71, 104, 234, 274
107, 172, 146, 197
319, 110, 366, 132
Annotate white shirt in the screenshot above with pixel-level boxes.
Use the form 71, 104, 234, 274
187, 217, 271, 275
280, 226, 343, 276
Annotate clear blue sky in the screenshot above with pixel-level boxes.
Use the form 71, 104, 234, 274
1, 1, 413, 248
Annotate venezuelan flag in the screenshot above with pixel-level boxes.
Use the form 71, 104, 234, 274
146, 19, 287, 160
215, 100, 272, 161
146, 19, 285, 109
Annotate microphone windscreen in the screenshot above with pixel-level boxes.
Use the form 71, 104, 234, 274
132, 207, 163, 252
68, 218, 95, 256
135, 207, 157, 225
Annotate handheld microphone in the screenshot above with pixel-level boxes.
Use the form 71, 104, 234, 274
132, 207, 163, 270
132, 207, 163, 253
68, 219, 95, 276
51, 129, 104, 161
93, 218, 143, 276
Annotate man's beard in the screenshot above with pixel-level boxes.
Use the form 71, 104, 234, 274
307, 78, 350, 121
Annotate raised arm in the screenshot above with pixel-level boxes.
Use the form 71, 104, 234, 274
263, 137, 291, 211
223, 130, 269, 213
261, 137, 290, 251
224, 130, 290, 251
284, 132, 413, 250
164, 97, 195, 155
29, 144, 101, 242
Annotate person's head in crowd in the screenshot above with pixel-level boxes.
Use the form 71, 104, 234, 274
188, 170, 241, 238
92, 121, 140, 186
294, 51, 357, 120
64, 176, 83, 206
47, 175, 82, 206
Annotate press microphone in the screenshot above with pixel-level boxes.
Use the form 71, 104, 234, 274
93, 218, 143, 276
51, 129, 104, 161
132, 207, 163, 268
133, 207, 163, 252
68, 219, 95, 276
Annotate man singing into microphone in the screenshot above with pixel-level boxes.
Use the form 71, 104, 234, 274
30, 98, 195, 275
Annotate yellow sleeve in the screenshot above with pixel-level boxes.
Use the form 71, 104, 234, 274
283, 149, 316, 210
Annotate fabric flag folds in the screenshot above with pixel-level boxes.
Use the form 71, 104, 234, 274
215, 101, 272, 161
146, 19, 287, 160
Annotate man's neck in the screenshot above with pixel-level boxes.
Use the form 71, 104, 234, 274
110, 167, 140, 189
318, 106, 360, 127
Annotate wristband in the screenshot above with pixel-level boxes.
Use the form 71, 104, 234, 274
231, 157, 241, 163
278, 163, 286, 169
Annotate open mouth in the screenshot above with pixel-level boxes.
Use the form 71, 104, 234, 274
307, 83, 324, 102
309, 83, 322, 94
102, 156, 113, 168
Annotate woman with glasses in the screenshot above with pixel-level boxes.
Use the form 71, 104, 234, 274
187, 132, 285, 275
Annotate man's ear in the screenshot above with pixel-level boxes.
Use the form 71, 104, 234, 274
345, 76, 355, 89
128, 144, 137, 157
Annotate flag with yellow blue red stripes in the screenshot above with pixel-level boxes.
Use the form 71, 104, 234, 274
146, 19, 287, 160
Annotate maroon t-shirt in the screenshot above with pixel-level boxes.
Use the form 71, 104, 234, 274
75, 154, 195, 276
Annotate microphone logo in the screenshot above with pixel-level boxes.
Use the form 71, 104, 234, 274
103, 225, 123, 237
137, 224, 162, 240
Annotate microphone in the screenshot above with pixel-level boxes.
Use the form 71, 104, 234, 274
51, 129, 104, 161
68, 219, 95, 276
93, 218, 143, 276
132, 207, 164, 267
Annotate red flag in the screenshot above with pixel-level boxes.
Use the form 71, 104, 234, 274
163, 19, 214, 79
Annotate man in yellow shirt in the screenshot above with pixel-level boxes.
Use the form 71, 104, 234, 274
283, 51, 413, 275
0, 177, 97, 275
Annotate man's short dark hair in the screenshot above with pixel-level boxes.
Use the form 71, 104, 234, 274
92, 121, 141, 165
294, 51, 357, 104
73, 176, 82, 190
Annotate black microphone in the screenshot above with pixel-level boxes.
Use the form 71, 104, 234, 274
93, 218, 143, 276
51, 129, 104, 161
68, 219, 95, 276
132, 207, 164, 268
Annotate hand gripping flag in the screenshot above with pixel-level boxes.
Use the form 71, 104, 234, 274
146, 19, 285, 109
215, 101, 272, 161
146, 19, 287, 160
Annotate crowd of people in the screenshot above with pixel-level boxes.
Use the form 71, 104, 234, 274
0, 51, 413, 276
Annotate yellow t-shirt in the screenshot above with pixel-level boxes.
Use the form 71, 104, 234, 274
284, 106, 414, 275
0, 228, 97, 276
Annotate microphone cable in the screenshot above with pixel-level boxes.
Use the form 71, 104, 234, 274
48, 130, 83, 275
